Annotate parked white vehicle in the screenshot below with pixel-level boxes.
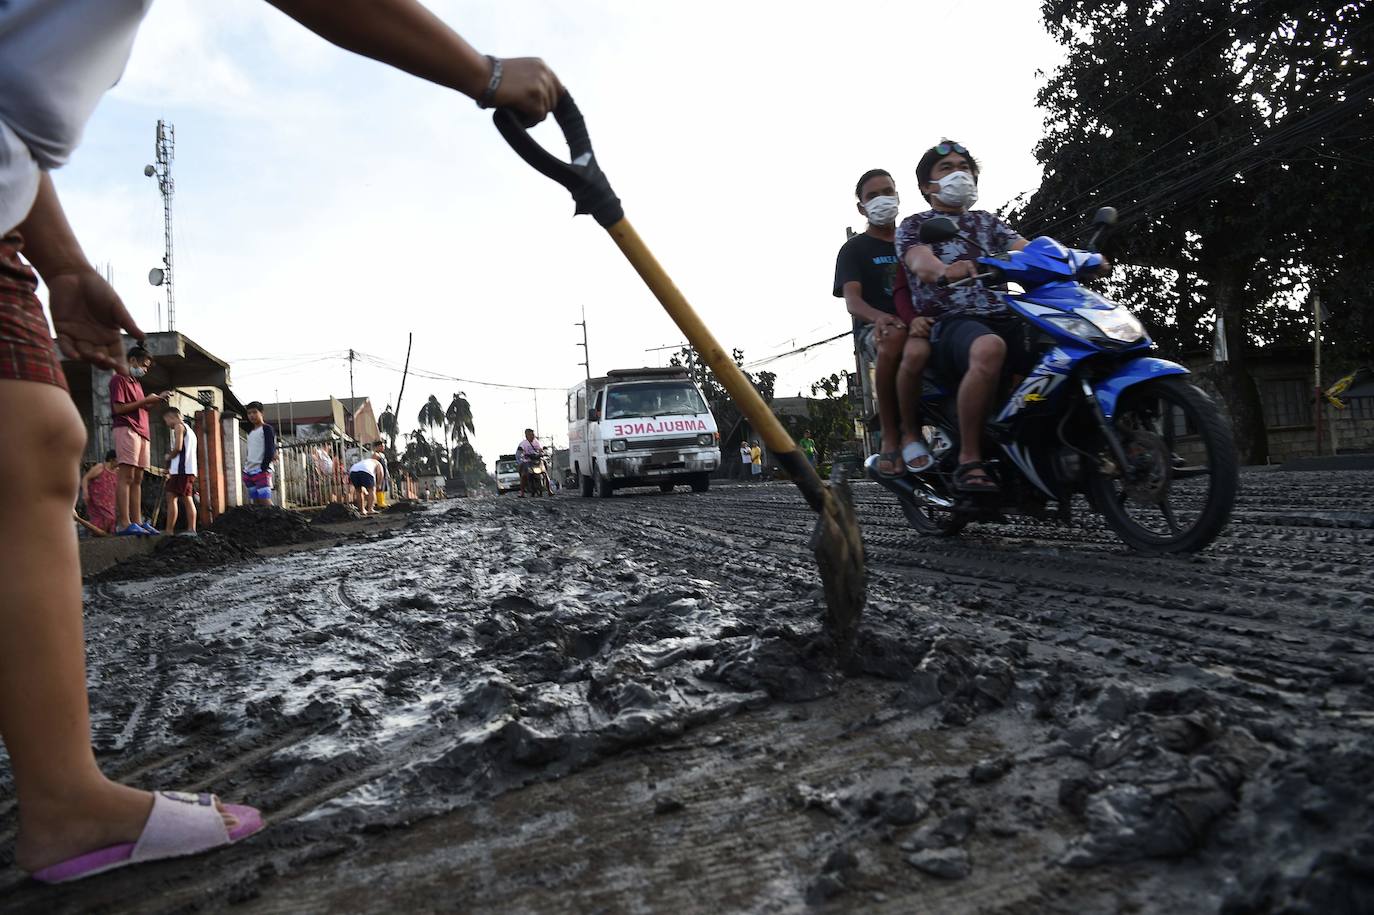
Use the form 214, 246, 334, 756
568, 367, 721, 497
494, 455, 521, 494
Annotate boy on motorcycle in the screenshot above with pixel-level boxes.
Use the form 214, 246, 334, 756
895, 141, 1028, 493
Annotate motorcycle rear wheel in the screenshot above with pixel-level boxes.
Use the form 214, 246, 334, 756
1088, 376, 1237, 553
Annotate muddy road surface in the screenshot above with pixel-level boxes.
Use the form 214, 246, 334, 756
2, 469, 1372, 913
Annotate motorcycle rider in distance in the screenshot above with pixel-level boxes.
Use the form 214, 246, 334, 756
895, 141, 1029, 493
516, 428, 542, 497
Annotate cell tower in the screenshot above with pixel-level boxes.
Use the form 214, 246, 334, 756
144, 120, 176, 331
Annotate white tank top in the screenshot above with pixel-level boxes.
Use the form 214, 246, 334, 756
168, 421, 196, 475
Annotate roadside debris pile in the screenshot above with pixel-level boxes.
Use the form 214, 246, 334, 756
384, 499, 427, 514
313, 502, 361, 525
208, 505, 319, 547
95, 531, 258, 582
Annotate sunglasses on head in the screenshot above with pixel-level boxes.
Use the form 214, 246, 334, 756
934, 141, 968, 156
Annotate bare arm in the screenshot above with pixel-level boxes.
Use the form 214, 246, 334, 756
903, 245, 948, 285
80, 463, 101, 500
17, 174, 144, 371
841, 281, 903, 327
265, 0, 560, 117
112, 391, 168, 415
167, 424, 184, 464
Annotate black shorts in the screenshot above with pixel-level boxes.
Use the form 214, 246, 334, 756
350, 470, 376, 489
932, 314, 1031, 381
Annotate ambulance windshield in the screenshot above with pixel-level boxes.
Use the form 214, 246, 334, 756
604, 382, 707, 420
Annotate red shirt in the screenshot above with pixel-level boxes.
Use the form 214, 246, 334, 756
110, 374, 149, 438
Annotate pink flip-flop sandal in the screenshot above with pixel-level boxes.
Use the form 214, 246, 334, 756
31, 791, 264, 884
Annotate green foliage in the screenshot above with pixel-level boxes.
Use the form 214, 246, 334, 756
806, 372, 858, 461
668, 347, 776, 448
1013, 0, 1372, 460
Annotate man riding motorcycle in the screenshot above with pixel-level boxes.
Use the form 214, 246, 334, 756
895, 141, 1031, 493
516, 428, 544, 497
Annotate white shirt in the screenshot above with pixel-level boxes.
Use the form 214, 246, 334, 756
0, 0, 154, 231
168, 421, 196, 475
349, 458, 381, 478
740, 445, 752, 465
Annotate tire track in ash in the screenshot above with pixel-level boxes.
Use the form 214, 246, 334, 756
555, 473, 1374, 731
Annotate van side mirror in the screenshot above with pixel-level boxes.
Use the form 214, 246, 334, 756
588, 409, 599, 422
1092, 206, 1118, 226
918, 216, 959, 244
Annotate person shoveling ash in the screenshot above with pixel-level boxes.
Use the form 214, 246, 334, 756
349, 454, 387, 516
0, 0, 559, 885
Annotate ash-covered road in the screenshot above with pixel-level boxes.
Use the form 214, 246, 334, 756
2, 469, 1372, 914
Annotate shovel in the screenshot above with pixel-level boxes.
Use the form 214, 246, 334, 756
494, 96, 866, 653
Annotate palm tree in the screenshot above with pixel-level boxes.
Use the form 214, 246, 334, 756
378, 405, 399, 454
446, 392, 475, 446
419, 395, 447, 472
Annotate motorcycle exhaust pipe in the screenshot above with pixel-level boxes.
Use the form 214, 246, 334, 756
864, 455, 955, 509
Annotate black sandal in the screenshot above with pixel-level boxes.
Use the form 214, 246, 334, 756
874, 450, 906, 479
953, 461, 999, 493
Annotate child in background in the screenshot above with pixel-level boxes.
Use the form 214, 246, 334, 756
79, 450, 119, 534
243, 402, 277, 506
161, 406, 197, 535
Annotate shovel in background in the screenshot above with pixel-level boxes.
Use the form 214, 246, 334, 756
494, 95, 866, 653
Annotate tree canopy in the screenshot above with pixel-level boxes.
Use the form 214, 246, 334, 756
1014, 0, 1372, 460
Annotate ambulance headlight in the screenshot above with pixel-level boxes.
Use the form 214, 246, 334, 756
696, 433, 715, 446
607, 439, 628, 453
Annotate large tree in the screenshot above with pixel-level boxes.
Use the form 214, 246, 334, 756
1015, 0, 1372, 462
445, 392, 475, 446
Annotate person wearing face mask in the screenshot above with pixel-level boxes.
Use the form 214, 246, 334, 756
834, 169, 909, 477
109, 345, 170, 535
896, 141, 1030, 493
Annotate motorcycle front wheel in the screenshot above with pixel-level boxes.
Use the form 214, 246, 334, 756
1088, 376, 1237, 553
898, 493, 968, 537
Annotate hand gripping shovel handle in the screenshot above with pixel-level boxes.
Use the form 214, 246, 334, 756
492, 95, 826, 507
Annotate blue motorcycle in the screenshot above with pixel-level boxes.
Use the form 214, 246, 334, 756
867, 208, 1238, 554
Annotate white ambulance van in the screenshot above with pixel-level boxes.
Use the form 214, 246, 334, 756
567, 367, 721, 497
494, 454, 521, 494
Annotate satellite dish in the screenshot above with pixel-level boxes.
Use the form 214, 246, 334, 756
144, 164, 156, 177
148, 267, 165, 286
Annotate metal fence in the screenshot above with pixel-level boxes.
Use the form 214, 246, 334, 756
276, 437, 419, 508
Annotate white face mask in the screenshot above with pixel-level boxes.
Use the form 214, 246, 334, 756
863, 194, 900, 226
933, 171, 978, 209
129, 366, 147, 378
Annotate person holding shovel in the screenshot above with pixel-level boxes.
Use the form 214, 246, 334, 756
0, 0, 559, 884
78, 449, 119, 535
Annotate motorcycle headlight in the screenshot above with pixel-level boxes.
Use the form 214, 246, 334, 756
1043, 313, 1105, 342
1079, 305, 1146, 343
607, 439, 628, 453
696, 433, 715, 446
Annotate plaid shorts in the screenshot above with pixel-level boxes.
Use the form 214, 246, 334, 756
0, 232, 67, 391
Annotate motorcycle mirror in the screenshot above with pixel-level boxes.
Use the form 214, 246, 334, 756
1092, 207, 1118, 227
918, 216, 959, 244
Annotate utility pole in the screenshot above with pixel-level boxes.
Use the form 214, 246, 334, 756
1313, 290, 1326, 456
576, 304, 591, 381
347, 348, 356, 439
393, 333, 414, 456
144, 120, 176, 331
845, 225, 875, 456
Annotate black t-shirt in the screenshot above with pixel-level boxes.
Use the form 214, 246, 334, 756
833, 232, 899, 317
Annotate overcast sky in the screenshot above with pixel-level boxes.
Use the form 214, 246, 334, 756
48, 0, 1065, 465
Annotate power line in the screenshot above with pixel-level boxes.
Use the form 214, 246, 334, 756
352, 351, 566, 392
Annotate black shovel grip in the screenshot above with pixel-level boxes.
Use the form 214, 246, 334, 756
493, 93, 624, 228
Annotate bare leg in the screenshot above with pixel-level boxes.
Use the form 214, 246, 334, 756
115, 465, 133, 530
129, 467, 145, 527
956, 334, 1006, 472
182, 494, 196, 533
163, 491, 178, 535
874, 330, 904, 458
355, 487, 366, 514
367, 488, 377, 514
897, 336, 933, 452
0, 381, 233, 874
